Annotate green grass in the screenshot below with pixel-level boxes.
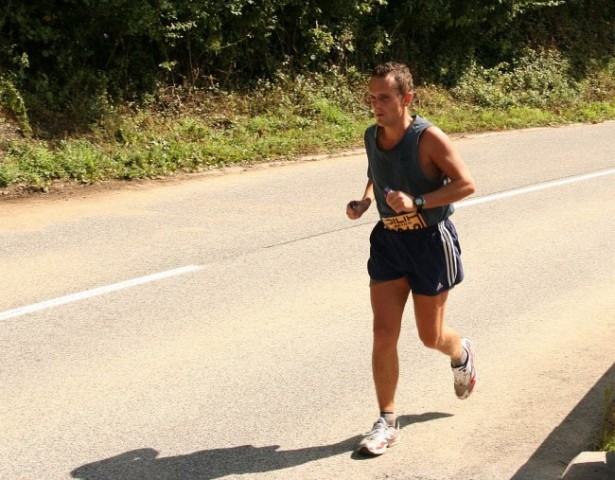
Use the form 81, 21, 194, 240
1, 54, 615, 195
2, 89, 613, 194
598, 387, 615, 452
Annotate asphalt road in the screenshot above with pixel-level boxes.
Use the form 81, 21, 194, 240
1, 121, 614, 480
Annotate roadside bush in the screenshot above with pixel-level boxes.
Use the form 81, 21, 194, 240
7, 141, 62, 187
54, 140, 115, 183
0, 161, 17, 188
452, 48, 579, 109
598, 387, 615, 452
511, 49, 579, 108
0, 58, 613, 194
578, 58, 615, 102
0, 75, 32, 136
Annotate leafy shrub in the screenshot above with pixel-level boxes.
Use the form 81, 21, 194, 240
453, 48, 578, 109
0, 76, 32, 135
0, 161, 17, 188
54, 140, 114, 182
7, 141, 61, 186
578, 58, 615, 102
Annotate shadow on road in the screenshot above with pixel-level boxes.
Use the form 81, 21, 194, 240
70, 412, 451, 479
512, 362, 615, 480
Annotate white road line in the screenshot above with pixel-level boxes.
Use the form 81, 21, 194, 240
2, 168, 613, 322
456, 168, 615, 208
0, 265, 204, 322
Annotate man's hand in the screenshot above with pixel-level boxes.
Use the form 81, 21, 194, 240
385, 189, 416, 214
346, 198, 371, 219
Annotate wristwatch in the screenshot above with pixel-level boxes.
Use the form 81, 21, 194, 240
414, 195, 426, 213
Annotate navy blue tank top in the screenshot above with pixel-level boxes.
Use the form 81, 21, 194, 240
365, 115, 454, 226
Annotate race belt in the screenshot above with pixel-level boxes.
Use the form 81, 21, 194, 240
382, 212, 427, 231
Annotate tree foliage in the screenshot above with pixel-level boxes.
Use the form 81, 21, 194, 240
1, 0, 613, 132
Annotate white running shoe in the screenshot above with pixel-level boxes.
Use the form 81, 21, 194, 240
452, 338, 477, 399
357, 417, 400, 456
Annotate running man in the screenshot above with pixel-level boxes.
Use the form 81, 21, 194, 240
346, 62, 477, 457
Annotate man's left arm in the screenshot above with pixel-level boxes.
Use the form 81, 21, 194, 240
385, 126, 476, 214
419, 127, 476, 209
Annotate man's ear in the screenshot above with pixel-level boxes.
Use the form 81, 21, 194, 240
402, 91, 414, 107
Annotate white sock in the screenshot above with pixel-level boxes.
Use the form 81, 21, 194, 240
380, 412, 397, 427
452, 347, 468, 368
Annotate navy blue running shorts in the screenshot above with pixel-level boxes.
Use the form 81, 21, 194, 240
367, 218, 464, 296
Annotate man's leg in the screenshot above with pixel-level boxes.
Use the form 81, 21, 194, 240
413, 291, 476, 399
370, 277, 410, 413
412, 290, 464, 359
356, 277, 409, 456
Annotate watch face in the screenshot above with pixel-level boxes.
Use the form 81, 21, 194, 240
415, 197, 424, 207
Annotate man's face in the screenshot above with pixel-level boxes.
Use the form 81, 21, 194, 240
368, 74, 412, 127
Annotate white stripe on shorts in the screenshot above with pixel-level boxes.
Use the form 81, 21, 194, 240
438, 221, 458, 287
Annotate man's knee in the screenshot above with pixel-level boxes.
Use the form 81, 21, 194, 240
373, 320, 400, 349
418, 330, 442, 350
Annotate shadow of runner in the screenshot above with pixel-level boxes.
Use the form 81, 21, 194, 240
512, 362, 615, 480
70, 412, 452, 479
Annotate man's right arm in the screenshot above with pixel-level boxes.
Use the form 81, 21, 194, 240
347, 179, 374, 219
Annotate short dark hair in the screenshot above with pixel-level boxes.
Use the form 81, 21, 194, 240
372, 62, 414, 95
